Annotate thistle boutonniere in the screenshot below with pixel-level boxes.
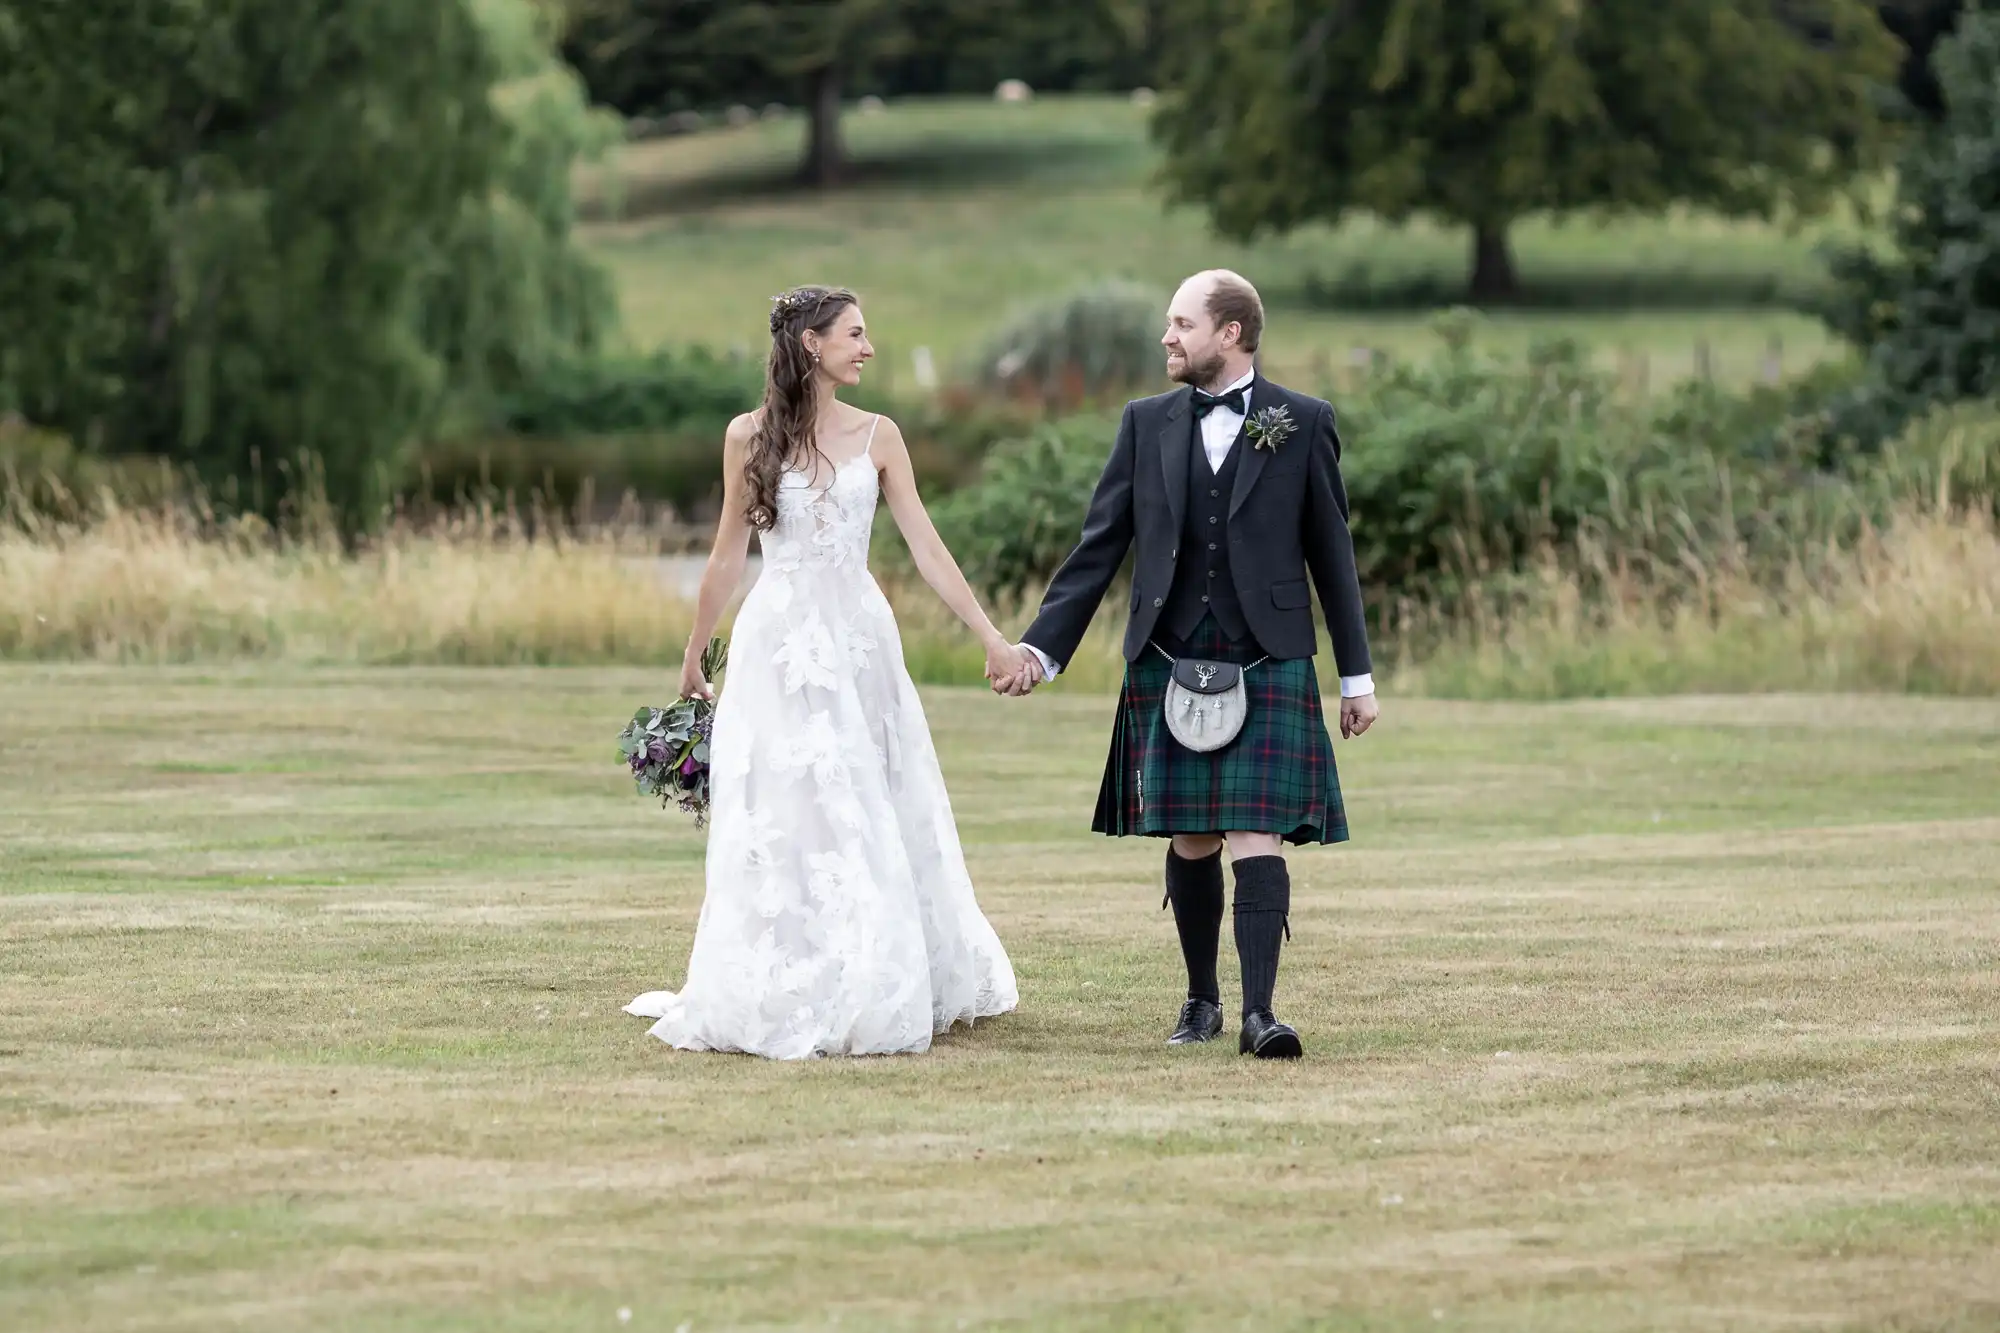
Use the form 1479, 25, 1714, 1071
1245, 405, 1295, 453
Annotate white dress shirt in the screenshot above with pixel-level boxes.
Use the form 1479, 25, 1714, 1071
1024, 370, 1374, 699
1197, 367, 1256, 472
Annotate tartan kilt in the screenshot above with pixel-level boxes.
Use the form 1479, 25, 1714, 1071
1092, 616, 1348, 845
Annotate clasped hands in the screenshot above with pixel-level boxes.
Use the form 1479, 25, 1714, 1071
983, 639, 1378, 734
983, 640, 1044, 698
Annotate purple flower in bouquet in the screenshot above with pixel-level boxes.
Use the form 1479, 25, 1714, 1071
616, 636, 728, 828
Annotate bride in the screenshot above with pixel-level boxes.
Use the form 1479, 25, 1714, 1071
625, 285, 1023, 1059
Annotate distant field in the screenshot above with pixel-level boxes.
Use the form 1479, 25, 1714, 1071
579, 96, 1862, 390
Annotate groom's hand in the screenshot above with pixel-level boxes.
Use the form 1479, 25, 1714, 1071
996, 649, 1044, 697
984, 640, 1025, 694
1340, 692, 1379, 739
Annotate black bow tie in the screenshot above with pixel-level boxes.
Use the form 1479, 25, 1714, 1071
1190, 385, 1250, 419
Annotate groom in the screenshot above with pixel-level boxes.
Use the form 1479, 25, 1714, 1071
1000, 269, 1378, 1059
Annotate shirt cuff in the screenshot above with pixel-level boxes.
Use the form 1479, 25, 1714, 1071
1338, 673, 1374, 699
1023, 643, 1061, 679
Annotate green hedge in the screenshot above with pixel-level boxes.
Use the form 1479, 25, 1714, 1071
490, 349, 763, 438
412, 350, 1050, 514
898, 413, 1123, 603
907, 340, 1999, 610
1334, 341, 1870, 593
406, 350, 762, 514
1, 424, 191, 516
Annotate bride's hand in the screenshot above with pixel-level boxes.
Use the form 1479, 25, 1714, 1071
984, 639, 1026, 693
987, 640, 1042, 695
679, 651, 715, 703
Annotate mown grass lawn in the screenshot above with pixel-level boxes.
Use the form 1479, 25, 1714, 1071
580, 96, 1858, 390
3, 667, 1997, 1330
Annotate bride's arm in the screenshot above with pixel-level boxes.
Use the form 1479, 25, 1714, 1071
680, 415, 756, 700
874, 417, 1025, 685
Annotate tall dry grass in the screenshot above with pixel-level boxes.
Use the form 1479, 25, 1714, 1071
0, 492, 1135, 683
3, 482, 1996, 696
1394, 509, 2000, 698
0, 500, 693, 666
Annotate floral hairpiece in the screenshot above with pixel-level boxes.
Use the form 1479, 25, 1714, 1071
768, 289, 823, 335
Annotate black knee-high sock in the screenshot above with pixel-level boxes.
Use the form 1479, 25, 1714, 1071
1164, 847, 1225, 1006
1232, 855, 1291, 1019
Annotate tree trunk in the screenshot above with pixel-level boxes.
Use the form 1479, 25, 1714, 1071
801, 65, 845, 188
1469, 221, 1520, 304
1140, 0, 1169, 85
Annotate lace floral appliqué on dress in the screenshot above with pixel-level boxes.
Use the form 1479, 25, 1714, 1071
625, 424, 1018, 1058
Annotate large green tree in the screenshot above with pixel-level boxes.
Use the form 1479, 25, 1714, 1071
560, 1, 766, 123
1878, 0, 1968, 116
1154, 0, 1900, 302
566, 0, 918, 186
1827, 3, 2000, 418
564, 0, 1141, 186
0, 0, 613, 521
873, 2, 1163, 98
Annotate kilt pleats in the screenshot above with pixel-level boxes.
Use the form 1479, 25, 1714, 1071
1091, 616, 1348, 845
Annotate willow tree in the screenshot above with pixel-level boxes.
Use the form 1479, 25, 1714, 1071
0, 0, 614, 522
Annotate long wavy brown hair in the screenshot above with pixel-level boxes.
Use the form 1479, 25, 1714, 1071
745, 285, 859, 531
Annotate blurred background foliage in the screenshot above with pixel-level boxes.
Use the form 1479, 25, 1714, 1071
3, 0, 1998, 692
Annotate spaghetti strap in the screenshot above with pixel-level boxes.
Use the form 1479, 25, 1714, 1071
864, 414, 880, 456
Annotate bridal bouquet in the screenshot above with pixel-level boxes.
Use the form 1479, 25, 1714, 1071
618, 637, 727, 828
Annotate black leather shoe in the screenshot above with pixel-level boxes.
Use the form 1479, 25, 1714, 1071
1168, 997, 1224, 1045
1239, 1009, 1303, 1059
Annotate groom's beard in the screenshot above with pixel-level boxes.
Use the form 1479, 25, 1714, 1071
1168, 348, 1227, 387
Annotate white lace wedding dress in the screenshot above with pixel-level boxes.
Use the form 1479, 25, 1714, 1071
625, 420, 1018, 1058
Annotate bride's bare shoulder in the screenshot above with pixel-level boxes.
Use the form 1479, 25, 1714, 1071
724, 412, 759, 452
851, 406, 904, 446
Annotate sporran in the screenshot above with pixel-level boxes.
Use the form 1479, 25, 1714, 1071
1155, 646, 1266, 753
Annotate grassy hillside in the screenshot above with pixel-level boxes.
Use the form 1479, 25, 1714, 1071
579, 96, 1863, 390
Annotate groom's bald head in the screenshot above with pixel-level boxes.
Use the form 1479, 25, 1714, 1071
1165, 269, 1263, 387
1184, 269, 1264, 354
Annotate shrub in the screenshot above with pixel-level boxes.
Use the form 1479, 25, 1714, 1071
1332, 336, 1872, 595
1, 423, 191, 517
417, 352, 1048, 518
974, 281, 1164, 407
488, 348, 763, 439
1864, 399, 2000, 517
412, 348, 767, 519
904, 413, 1120, 604
907, 333, 1989, 616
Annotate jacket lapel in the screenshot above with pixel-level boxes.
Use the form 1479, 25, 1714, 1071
1227, 375, 1273, 521
1159, 387, 1194, 535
